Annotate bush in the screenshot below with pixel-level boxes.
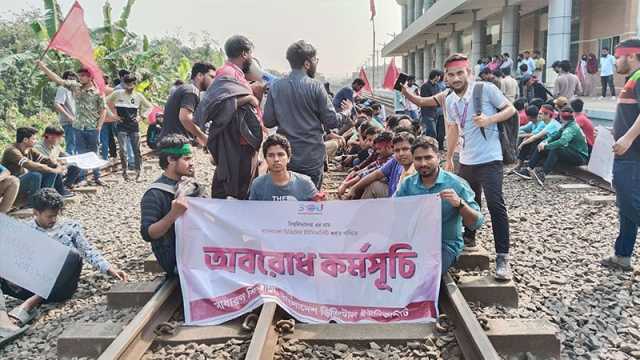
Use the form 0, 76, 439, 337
0, 108, 58, 150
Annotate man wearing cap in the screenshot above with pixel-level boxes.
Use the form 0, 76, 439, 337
601, 39, 640, 271
401, 53, 517, 281
140, 134, 203, 275
37, 60, 106, 186
106, 74, 155, 181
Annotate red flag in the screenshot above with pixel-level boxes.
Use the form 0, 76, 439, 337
383, 58, 400, 90
47, 1, 106, 94
359, 67, 373, 94
370, 0, 376, 20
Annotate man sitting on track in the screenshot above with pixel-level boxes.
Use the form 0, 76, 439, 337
34, 126, 81, 194
0, 188, 127, 343
520, 106, 589, 186
140, 134, 204, 275
1, 127, 66, 207
249, 134, 324, 201
394, 136, 483, 272
346, 131, 415, 199
338, 131, 394, 199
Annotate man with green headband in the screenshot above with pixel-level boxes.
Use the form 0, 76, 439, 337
140, 134, 203, 274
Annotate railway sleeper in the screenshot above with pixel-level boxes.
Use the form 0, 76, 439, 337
457, 275, 519, 308
455, 247, 490, 271
106, 278, 165, 309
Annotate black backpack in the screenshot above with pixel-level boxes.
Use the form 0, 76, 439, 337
472, 82, 519, 165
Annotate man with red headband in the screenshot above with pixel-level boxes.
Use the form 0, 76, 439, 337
523, 106, 588, 186
402, 53, 516, 281
601, 39, 640, 271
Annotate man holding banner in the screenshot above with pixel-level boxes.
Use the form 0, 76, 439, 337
601, 39, 640, 271
395, 136, 483, 271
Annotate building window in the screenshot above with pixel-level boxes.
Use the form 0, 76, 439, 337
569, 1, 581, 68
599, 36, 621, 53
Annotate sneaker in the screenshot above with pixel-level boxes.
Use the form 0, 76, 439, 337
600, 255, 633, 271
495, 254, 513, 281
59, 190, 75, 198
531, 168, 546, 187
598, 96, 604, 100
513, 167, 532, 180
94, 179, 106, 187
75, 180, 88, 188
122, 171, 130, 181
611, 96, 617, 100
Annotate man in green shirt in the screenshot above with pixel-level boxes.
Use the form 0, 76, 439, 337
394, 136, 484, 272
37, 60, 106, 186
525, 106, 589, 186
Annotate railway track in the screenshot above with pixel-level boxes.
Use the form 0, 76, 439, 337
78, 272, 516, 360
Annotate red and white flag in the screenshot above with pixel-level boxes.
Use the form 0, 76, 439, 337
383, 58, 400, 90
47, 1, 106, 94
359, 67, 373, 94
370, 0, 376, 20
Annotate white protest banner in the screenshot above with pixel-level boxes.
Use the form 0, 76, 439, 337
0, 214, 70, 298
176, 195, 442, 326
588, 126, 615, 183
61, 152, 109, 170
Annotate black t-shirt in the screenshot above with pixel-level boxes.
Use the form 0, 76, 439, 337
159, 84, 199, 141
420, 81, 437, 119
613, 68, 640, 161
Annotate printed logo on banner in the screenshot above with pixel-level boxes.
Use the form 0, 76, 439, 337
297, 203, 324, 215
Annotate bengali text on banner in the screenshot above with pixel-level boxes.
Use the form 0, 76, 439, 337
176, 195, 442, 325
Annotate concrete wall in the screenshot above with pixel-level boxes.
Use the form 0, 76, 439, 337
519, 14, 536, 52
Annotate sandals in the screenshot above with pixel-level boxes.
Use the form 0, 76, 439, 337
8, 307, 39, 327
0, 325, 29, 348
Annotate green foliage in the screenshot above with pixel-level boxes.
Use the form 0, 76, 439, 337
0, 2, 226, 152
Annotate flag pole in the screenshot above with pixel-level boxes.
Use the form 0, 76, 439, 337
372, 17, 376, 95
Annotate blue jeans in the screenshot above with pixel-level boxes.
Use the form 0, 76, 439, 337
442, 248, 458, 273
613, 160, 640, 257
62, 124, 76, 155
421, 116, 437, 138
18, 172, 43, 205
75, 129, 100, 180
100, 123, 117, 160
407, 110, 419, 121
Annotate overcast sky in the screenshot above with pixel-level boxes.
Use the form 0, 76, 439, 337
3, 0, 401, 79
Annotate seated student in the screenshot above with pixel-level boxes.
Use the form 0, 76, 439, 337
518, 105, 544, 140
394, 136, 483, 272
140, 134, 204, 275
338, 131, 395, 199
0, 164, 19, 213
34, 126, 81, 195
514, 104, 562, 177
385, 115, 413, 132
569, 98, 595, 154
0, 188, 127, 332
514, 97, 529, 126
1, 127, 65, 206
371, 102, 386, 127
514, 105, 545, 170
522, 106, 589, 186
347, 132, 415, 199
342, 124, 379, 168
249, 134, 324, 201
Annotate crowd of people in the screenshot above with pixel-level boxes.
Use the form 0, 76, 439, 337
1, 34, 640, 347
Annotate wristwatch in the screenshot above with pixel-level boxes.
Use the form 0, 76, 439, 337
455, 199, 465, 210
